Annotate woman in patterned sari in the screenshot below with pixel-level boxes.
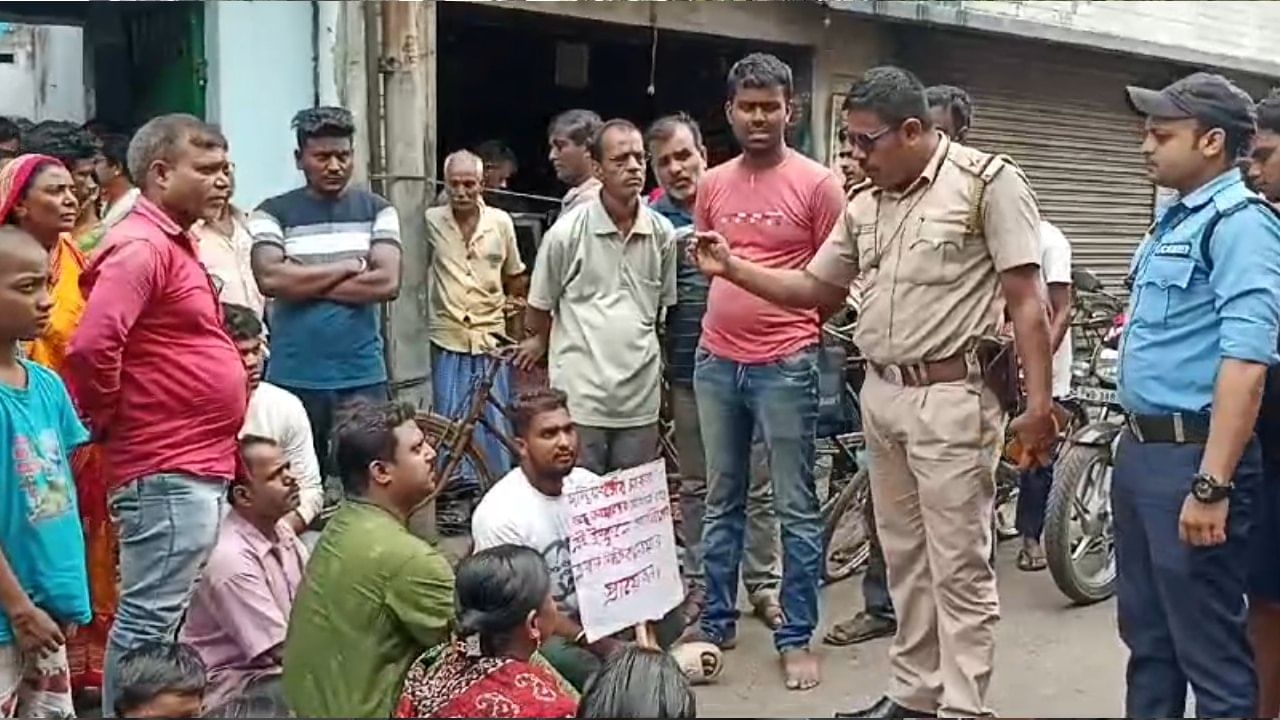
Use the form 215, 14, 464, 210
0, 153, 115, 701
395, 545, 578, 719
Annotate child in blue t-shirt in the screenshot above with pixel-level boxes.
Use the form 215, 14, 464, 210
0, 228, 90, 718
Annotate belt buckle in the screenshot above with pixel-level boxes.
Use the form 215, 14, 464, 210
883, 365, 903, 385
1173, 413, 1186, 444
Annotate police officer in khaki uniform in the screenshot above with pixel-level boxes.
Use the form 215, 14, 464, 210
690, 66, 1056, 718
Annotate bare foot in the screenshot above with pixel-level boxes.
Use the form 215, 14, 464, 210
780, 648, 821, 691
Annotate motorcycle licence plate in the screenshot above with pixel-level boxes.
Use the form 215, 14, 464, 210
1076, 386, 1118, 404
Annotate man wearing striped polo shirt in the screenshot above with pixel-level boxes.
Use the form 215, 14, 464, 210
250, 106, 402, 513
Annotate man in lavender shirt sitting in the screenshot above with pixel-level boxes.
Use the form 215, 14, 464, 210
180, 437, 308, 716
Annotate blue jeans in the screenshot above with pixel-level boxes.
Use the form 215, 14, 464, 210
1016, 462, 1054, 540
694, 346, 822, 651
102, 474, 225, 716
1113, 432, 1258, 718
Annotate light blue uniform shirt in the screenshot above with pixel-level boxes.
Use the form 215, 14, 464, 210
1119, 169, 1280, 416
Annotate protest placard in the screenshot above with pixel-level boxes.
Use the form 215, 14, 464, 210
564, 459, 684, 643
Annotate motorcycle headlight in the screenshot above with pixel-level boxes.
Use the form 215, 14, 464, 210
1095, 348, 1119, 385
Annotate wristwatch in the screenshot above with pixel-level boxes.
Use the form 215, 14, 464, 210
1190, 472, 1232, 503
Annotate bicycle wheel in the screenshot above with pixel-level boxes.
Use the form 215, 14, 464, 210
822, 466, 871, 585
418, 412, 500, 494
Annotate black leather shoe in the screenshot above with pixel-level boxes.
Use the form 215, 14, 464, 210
834, 696, 936, 718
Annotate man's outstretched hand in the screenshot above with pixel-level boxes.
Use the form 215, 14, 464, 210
688, 231, 732, 278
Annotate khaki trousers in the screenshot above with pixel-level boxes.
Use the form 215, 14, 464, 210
861, 370, 1004, 718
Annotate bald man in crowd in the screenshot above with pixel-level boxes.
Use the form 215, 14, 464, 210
425, 150, 528, 543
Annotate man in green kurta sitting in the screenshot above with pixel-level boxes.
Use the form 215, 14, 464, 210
283, 400, 455, 717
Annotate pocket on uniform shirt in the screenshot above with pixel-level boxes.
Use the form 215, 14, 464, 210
901, 220, 966, 285
855, 225, 879, 272
1132, 255, 1195, 326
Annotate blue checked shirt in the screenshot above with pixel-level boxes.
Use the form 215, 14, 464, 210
1119, 169, 1280, 416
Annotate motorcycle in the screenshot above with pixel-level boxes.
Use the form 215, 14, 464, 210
1043, 310, 1125, 605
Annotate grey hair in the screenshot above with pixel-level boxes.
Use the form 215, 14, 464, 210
443, 149, 484, 177
126, 114, 227, 190
548, 109, 603, 147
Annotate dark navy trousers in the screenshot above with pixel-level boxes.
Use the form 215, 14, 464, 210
1113, 432, 1259, 718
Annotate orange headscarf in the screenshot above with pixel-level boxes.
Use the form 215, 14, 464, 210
0, 153, 60, 224
0, 153, 88, 372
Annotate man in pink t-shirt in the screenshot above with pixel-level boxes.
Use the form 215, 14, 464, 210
688, 52, 845, 692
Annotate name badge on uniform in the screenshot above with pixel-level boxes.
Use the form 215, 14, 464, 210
1154, 242, 1192, 257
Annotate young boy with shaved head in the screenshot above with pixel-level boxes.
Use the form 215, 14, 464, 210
0, 228, 92, 718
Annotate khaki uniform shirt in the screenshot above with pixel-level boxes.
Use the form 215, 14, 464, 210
529, 199, 677, 428
808, 133, 1040, 366
426, 204, 526, 354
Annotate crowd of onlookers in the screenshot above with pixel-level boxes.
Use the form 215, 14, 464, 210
0, 89, 713, 718
7, 40, 1280, 720
0, 50, 1082, 719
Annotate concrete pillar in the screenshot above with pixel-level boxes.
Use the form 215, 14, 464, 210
379, 0, 434, 409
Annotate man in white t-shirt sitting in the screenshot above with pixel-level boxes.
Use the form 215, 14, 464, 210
472, 387, 685, 690
1014, 220, 1074, 572
222, 303, 324, 542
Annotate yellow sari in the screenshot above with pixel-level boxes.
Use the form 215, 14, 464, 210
23, 233, 86, 368
23, 233, 117, 694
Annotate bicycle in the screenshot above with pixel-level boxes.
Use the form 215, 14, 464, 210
817, 304, 873, 585
420, 343, 686, 539
419, 346, 520, 497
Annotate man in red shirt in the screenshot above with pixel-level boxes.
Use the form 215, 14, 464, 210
689, 53, 845, 691
64, 113, 247, 717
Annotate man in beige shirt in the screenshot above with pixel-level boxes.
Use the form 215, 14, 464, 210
517, 119, 677, 475
426, 150, 527, 515
690, 66, 1056, 718
194, 166, 266, 319
548, 109, 603, 215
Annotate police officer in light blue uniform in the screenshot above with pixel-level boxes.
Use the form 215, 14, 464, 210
1119, 72, 1280, 718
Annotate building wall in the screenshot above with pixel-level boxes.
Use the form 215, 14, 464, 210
0, 23, 86, 122
205, 1, 341, 209
827, 0, 1280, 78
478, 0, 888, 163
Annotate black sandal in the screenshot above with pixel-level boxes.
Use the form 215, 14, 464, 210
1017, 547, 1047, 572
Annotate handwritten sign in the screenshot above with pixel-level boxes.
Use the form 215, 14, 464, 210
565, 459, 683, 642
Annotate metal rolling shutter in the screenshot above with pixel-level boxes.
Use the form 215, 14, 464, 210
902, 31, 1164, 293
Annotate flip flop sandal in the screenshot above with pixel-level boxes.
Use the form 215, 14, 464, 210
822, 613, 896, 646
669, 641, 723, 685
752, 596, 785, 630
1016, 548, 1047, 572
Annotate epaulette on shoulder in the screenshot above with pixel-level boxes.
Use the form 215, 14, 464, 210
948, 142, 1021, 183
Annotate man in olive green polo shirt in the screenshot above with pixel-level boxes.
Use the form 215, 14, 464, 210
282, 401, 454, 718
516, 118, 677, 474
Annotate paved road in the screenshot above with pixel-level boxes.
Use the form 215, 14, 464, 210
696, 541, 1125, 718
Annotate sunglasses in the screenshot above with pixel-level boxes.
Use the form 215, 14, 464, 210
849, 125, 897, 152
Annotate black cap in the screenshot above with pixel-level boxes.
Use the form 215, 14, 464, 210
1126, 72, 1257, 133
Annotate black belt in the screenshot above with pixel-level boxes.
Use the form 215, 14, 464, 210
1127, 413, 1211, 444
